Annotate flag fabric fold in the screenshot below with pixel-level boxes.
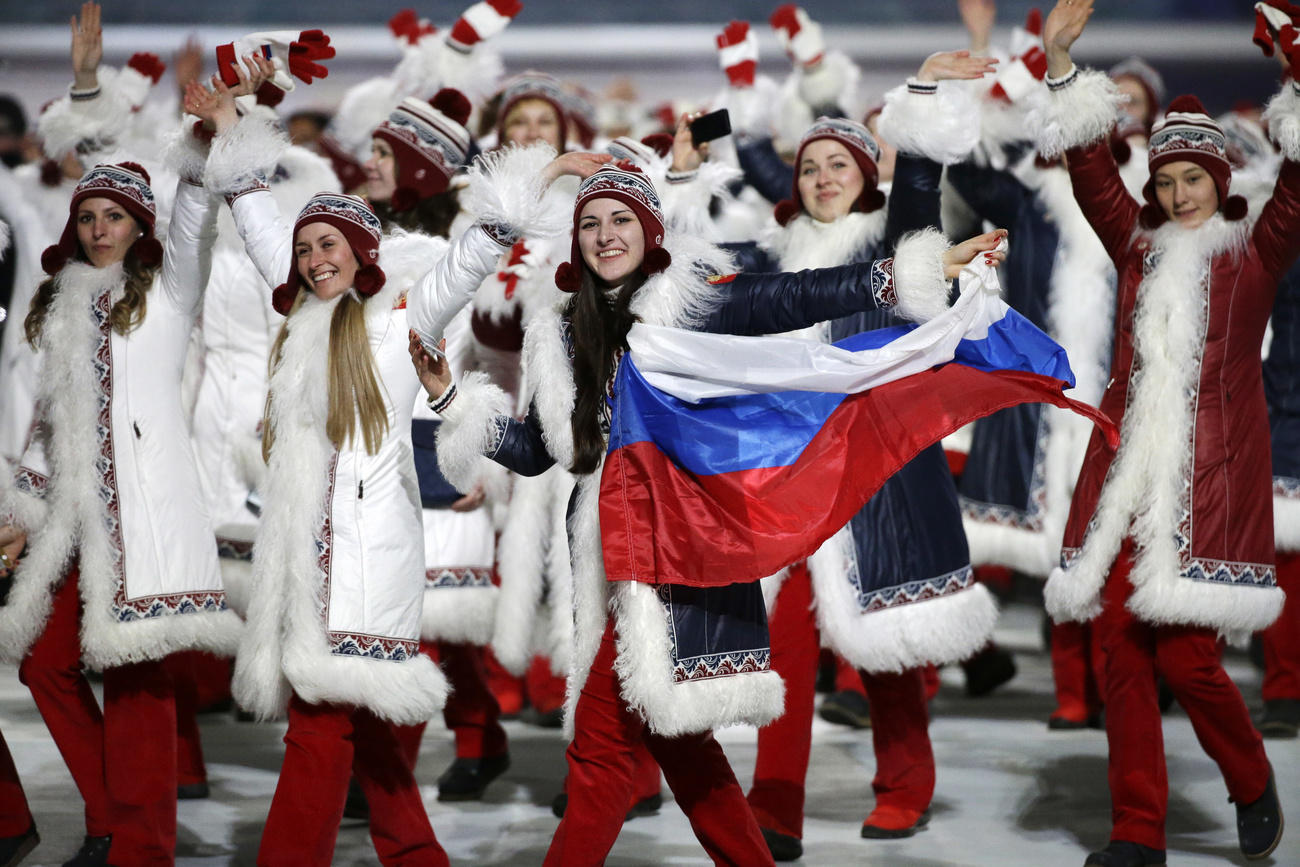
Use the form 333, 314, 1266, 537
599, 251, 1118, 587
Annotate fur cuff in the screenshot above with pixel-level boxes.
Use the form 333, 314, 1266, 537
115, 64, 154, 109
877, 80, 980, 165
204, 113, 290, 198
1276, 493, 1300, 552
1263, 81, 1300, 163
37, 68, 132, 159
659, 160, 742, 239
435, 371, 511, 492
794, 51, 860, 112
890, 227, 952, 322
463, 143, 571, 241
1043, 565, 1103, 624
161, 120, 210, 185
1029, 66, 1123, 160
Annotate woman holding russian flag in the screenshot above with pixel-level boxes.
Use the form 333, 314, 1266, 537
1035, 0, 1300, 863
415, 154, 1006, 863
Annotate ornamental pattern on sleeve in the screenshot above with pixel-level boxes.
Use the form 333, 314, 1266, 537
870, 257, 897, 309
425, 566, 494, 589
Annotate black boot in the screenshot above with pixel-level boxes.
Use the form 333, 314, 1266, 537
177, 780, 210, 800
962, 645, 1017, 697
1082, 840, 1166, 866
62, 835, 111, 867
436, 752, 510, 802
1236, 771, 1284, 860
551, 790, 663, 821
342, 777, 369, 821
1255, 698, 1300, 739
760, 826, 802, 861
0, 823, 38, 867
817, 690, 871, 729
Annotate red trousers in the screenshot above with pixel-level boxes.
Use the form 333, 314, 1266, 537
0, 730, 32, 836
1050, 620, 1106, 722
166, 650, 232, 786
394, 642, 508, 767
748, 565, 934, 838
483, 651, 567, 716
1097, 548, 1272, 849
259, 695, 447, 866
545, 621, 773, 867
19, 568, 177, 864
1262, 551, 1300, 701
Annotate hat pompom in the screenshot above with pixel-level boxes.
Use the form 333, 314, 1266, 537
858, 187, 886, 214
554, 261, 581, 292
271, 282, 299, 316
640, 133, 674, 158
1138, 202, 1168, 230
117, 161, 151, 186
131, 236, 163, 268
1165, 94, 1207, 116
41, 244, 68, 275
639, 246, 672, 276
390, 186, 420, 213
40, 159, 62, 187
774, 199, 801, 226
1222, 194, 1248, 221
1109, 134, 1132, 166
431, 88, 472, 127
354, 263, 386, 297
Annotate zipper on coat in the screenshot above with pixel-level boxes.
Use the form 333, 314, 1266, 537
358, 479, 364, 499
133, 421, 141, 438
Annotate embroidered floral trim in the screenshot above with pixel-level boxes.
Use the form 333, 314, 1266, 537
14, 467, 49, 498
480, 221, 521, 247
870, 257, 897, 308
329, 631, 419, 661
672, 648, 773, 683
959, 409, 1051, 531
424, 566, 493, 589
855, 565, 975, 613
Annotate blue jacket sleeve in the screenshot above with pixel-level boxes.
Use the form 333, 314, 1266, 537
946, 160, 1031, 231
489, 407, 557, 477
736, 138, 794, 205
884, 154, 944, 254
721, 241, 778, 274
704, 261, 884, 336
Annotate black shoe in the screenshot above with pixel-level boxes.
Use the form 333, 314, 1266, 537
551, 792, 567, 819
626, 792, 662, 820
0, 823, 38, 867
1256, 698, 1300, 739
963, 646, 1017, 697
1249, 632, 1266, 671
342, 778, 369, 821
814, 657, 837, 694
1236, 772, 1284, 860
760, 826, 803, 861
437, 752, 510, 802
177, 781, 210, 800
62, 835, 111, 867
1156, 678, 1175, 714
860, 808, 931, 839
531, 708, 564, 729
1082, 840, 1166, 866
1048, 713, 1103, 731
818, 690, 871, 729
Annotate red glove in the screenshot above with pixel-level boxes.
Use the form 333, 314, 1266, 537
288, 30, 335, 85
989, 8, 1047, 103
127, 52, 166, 84
716, 20, 758, 88
1256, 1, 1300, 66
389, 9, 436, 46
769, 4, 825, 68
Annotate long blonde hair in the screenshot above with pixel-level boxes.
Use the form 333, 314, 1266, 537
262, 290, 390, 461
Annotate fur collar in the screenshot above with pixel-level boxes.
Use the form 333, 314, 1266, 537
758, 209, 887, 273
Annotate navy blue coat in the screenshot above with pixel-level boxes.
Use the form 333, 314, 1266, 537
1266, 258, 1300, 486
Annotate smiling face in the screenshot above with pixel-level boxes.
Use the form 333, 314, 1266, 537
577, 197, 645, 287
1153, 160, 1220, 229
364, 137, 398, 203
797, 139, 866, 224
75, 196, 141, 268
294, 222, 359, 301
502, 98, 562, 149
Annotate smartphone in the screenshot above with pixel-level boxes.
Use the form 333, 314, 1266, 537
689, 108, 732, 145
216, 42, 273, 87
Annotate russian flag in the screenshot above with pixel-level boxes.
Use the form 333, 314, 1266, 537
599, 254, 1119, 587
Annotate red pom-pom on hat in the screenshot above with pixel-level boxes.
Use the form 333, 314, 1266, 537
272, 282, 299, 315
430, 88, 472, 127
41, 244, 68, 276
132, 236, 163, 268
859, 187, 886, 215
640, 133, 674, 158
1166, 94, 1208, 116
774, 199, 801, 226
554, 261, 581, 293
639, 246, 672, 276
1222, 194, 1249, 221
354, 263, 386, 297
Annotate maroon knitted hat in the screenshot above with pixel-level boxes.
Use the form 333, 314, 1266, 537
372, 89, 473, 212
42, 162, 161, 275
554, 161, 671, 292
274, 192, 386, 315
775, 117, 884, 226
1140, 94, 1246, 229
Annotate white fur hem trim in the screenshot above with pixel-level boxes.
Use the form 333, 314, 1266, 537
82, 609, 242, 669
463, 143, 571, 240
219, 557, 253, 619
435, 371, 511, 493
1276, 493, 1300, 552
420, 584, 498, 645
283, 651, 448, 725
1263, 82, 1300, 164
1030, 67, 1124, 160
1127, 573, 1284, 634
962, 516, 1056, 576
891, 227, 952, 323
204, 114, 290, 198
877, 81, 980, 165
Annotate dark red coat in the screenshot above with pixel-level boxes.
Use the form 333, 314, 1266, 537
1047, 139, 1299, 632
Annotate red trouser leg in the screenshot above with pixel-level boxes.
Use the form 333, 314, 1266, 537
102, 659, 177, 866
860, 667, 934, 829
1262, 550, 1300, 701
748, 563, 817, 839
630, 741, 661, 802
484, 650, 524, 717
166, 651, 208, 787
0, 730, 33, 836
833, 655, 867, 696
394, 721, 427, 772
922, 664, 941, 702
438, 642, 508, 760
1051, 621, 1103, 722
352, 709, 448, 867
18, 569, 112, 837
525, 656, 567, 714
544, 622, 774, 867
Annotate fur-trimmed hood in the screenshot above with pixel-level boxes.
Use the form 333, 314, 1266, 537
759, 209, 887, 274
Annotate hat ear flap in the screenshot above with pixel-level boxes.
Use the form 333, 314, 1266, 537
272, 282, 299, 316
858, 187, 886, 214
1222, 194, 1248, 222
774, 199, 801, 226
639, 246, 672, 276
1138, 202, 1167, 230
354, 263, 386, 297
131, 236, 163, 268
554, 261, 582, 292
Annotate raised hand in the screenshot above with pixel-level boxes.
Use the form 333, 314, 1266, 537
227, 52, 276, 98
541, 151, 613, 185
958, 0, 997, 53
71, 1, 103, 90
943, 228, 1008, 279
671, 111, 709, 173
173, 36, 203, 97
409, 331, 451, 401
1044, 0, 1095, 77
917, 49, 999, 82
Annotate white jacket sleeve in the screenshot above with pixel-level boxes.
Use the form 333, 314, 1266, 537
228, 189, 294, 297
158, 180, 219, 317
407, 223, 513, 351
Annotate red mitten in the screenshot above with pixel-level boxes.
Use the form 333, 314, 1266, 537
447, 0, 524, 52
990, 7, 1047, 103
716, 20, 758, 88
288, 30, 335, 84
127, 52, 166, 84
389, 9, 437, 46
769, 4, 825, 68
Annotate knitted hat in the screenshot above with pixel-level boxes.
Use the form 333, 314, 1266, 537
273, 192, 385, 314
1140, 94, 1246, 228
775, 117, 883, 226
372, 89, 473, 212
554, 161, 671, 292
604, 133, 672, 168
1108, 57, 1166, 131
496, 72, 569, 147
42, 162, 160, 275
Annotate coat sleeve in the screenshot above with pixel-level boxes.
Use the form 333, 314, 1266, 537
407, 224, 514, 351
1255, 83, 1300, 279
884, 154, 944, 254
736, 138, 794, 205
1063, 139, 1139, 265
433, 371, 556, 488
945, 160, 1031, 236
157, 180, 219, 318
227, 189, 294, 295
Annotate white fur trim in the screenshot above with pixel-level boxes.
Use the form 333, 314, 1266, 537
1126, 562, 1283, 635
962, 518, 1055, 576
1044, 565, 1100, 622
658, 160, 742, 243
379, 230, 450, 292
160, 119, 210, 185
760, 568, 789, 617
463, 143, 571, 240
204, 114, 291, 198
794, 51, 860, 113
421, 584, 498, 645
878, 81, 980, 165
761, 209, 887, 273
435, 371, 511, 492
1030, 67, 1124, 160
0, 470, 49, 532
219, 556, 253, 619
492, 467, 559, 674
37, 67, 132, 159
891, 227, 952, 323
561, 473, 612, 740
1276, 493, 1300, 552
1263, 82, 1300, 164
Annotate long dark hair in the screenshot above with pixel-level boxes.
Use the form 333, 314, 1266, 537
371, 187, 461, 239
26, 241, 158, 348
567, 266, 646, 474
